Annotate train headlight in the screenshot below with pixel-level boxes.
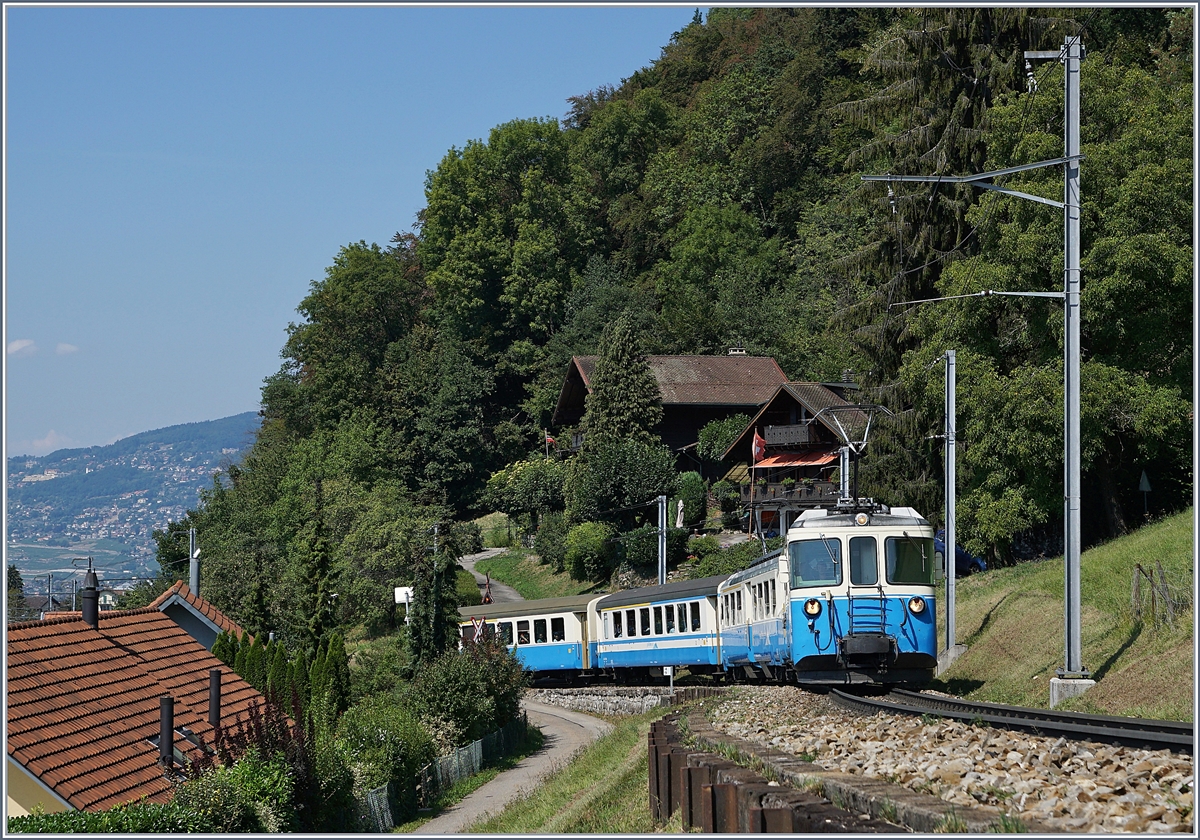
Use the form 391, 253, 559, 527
907, 596, 927, 615
803, 598, 822, 618
855, 512, 870, 526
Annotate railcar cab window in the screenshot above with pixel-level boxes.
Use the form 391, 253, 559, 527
886, 536, 936, 585
789, 538, 842, 587
552, 617, 565, 642
850, 536, 879, 586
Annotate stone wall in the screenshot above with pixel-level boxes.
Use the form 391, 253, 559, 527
528, 686, 722, 716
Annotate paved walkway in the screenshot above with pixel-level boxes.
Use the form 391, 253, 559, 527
414, 699, 612, 834
459, 548, 524, 604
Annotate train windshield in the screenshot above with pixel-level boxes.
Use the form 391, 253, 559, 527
788, 538, 842, 587
885, 535, 936, 585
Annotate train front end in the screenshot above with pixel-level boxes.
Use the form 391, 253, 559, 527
786, 504, 938, 686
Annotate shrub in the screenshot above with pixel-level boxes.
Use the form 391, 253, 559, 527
697, 414, 751, 462
565, 521, 616, 580
336, 694, 435, 816
457, 520, 484, 555
564, 439, 676, 527
710, 479, 743, 529
534, 511, 569, 573
405, 640, 528, 746
688, 537, 782, 579
618, 525, 689, 572
687, 534, 721, 562
674, 471, 707, 530
221, 747, 297, 832
171, 765, 263, 833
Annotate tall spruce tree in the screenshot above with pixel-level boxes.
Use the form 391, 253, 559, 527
580, 312, 663, 449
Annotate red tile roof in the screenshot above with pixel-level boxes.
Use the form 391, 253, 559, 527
149, 580, 250, 640
7, 608, 267, 812
572, 355, 787, 405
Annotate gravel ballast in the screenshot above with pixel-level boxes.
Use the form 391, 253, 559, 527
709, 686, 1193, 833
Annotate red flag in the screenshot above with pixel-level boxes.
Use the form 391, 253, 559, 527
752, 430, 767, 463
545, 434, 556, 444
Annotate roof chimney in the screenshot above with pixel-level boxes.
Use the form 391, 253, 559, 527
841, 368, 854, 383
80, 560, 100, 629
208, 669, 222, 728
728, 343, 746, 356
159, 696, 174, 768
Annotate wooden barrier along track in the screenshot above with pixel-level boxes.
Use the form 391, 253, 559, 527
649, 714, 906, 833
829, 689, 1194, 754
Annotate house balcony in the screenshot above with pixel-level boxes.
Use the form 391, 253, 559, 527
739, 480, 839, 505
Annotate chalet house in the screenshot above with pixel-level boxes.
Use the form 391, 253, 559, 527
719, 382, 866, 534
6, 600, 264, 816
552, 353, 788, 468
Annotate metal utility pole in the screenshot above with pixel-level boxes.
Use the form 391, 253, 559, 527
657, 495, 668, 585
944, 350, 957, 653
188, 528, 200, 594
864, 36, 1089, 699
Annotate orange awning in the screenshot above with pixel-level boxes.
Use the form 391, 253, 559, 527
755, 451, 838, 468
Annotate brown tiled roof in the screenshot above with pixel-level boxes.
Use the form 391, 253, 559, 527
573, 355, 787, 405
7, 608, 266, 812
149, 580, 250, 640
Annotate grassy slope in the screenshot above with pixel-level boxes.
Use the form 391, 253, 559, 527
475, 550, 605, 600
934, 509, 1194, 720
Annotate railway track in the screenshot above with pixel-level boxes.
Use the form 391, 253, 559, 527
828, 688, 1193, 754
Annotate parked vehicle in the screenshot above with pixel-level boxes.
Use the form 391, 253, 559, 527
935, 529, 987, 576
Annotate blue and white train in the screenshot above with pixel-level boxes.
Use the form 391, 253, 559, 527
459, 501, 940, 687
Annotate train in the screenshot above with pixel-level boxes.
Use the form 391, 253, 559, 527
459, 500, 941, 687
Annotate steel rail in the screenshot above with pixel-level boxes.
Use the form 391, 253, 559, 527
828, 689, 1193, 755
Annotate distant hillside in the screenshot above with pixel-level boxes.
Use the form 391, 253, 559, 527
7, 412, 260, 584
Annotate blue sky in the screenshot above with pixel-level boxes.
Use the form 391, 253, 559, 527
4, 4, 701, 457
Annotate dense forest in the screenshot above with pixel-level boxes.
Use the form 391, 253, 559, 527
144, 7, 1190, 648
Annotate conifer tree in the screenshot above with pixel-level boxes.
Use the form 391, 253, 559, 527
323, 633, 351, 717
266, 644, 289, 703
580, 312, 663, 449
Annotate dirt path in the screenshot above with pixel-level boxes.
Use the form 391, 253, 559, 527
459, 548, 524, 604
413, 699, 612, 834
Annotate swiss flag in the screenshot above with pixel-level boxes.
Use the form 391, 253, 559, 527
545, 434, 556, 444
752, 430, 767, 463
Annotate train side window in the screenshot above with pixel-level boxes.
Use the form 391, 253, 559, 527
498, 622, 513, 645
604, 612, 612, 639
678, 603, 687, 632
850, 536, 879, 586
534, 619, 547, 644
551, 617, 565, 642
517, 620, 530, 645
691, 602, 701, 631
665, 604, 675, 633
720, 595, 727, 625
770, 580, 777, 614
626, 609, 637, 637
640, 608, 651, 636
653, 606, 663, 635
789, 538, 843, 587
